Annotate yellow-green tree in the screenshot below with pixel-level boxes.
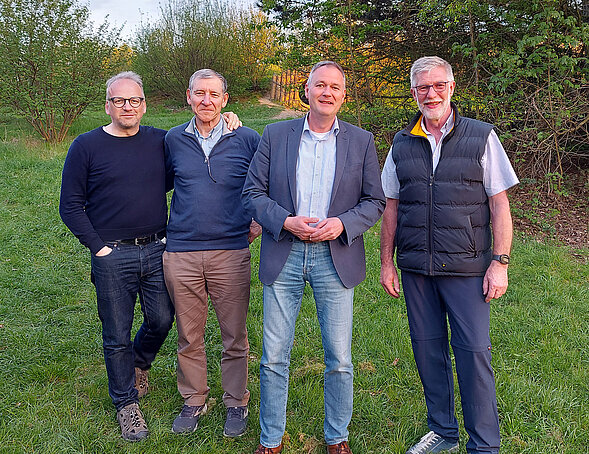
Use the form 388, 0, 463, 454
0, 0, 120, 143
133, 0, 278, 99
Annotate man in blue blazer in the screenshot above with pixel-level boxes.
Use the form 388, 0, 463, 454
242, 61, 385, 454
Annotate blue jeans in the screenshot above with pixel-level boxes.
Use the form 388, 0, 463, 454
90, 239, 174, 410
259, 240, 354, 448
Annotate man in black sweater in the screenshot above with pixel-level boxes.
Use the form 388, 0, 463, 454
59, 71, 174, 441
60, 71, 242, 441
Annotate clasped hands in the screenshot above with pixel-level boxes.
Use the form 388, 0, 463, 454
283, 215, 343, 242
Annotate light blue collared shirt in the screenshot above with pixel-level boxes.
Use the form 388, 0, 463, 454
295, 115, 340, 222
191, 116, 224, 157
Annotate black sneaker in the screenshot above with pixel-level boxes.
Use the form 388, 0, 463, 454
223, 406, 248, 437
171, 403, 207, 434
406, 431, 459, 454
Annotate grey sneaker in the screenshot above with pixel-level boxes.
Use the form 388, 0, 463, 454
172, 403, 207, 434
134, 367, 149, 398
406, 431, 459, 454
116, 403, 149, 441
223, 406, 248, 437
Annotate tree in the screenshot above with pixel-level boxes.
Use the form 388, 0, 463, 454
0, 0, 120, 143
259, 0, 418, 154
261, 0, 589, 176
133, 0, 278, 100
427, 0, 589, 180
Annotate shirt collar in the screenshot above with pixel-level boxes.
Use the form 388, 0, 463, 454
420, 111, 454, 136
410, 111, 455, 138
303, 114, 340, 138
191, 116, 224, 141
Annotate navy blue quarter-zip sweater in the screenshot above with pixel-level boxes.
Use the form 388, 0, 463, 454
164, 119, 261, 252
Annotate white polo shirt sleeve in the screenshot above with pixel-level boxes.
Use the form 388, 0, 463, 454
481, 130, 519, 196
381, 145, 400, 199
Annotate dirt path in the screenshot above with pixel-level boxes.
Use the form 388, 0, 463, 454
258, 97, 304, 119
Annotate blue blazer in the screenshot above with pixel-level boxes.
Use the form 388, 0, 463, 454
242, 116, 385, 288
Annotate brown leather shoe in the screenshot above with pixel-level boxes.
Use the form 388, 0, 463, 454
327, 441, 352, 454
254, 443, 283, 453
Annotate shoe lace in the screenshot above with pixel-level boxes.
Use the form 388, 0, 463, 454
121, 404, 146, 432
128, 408, 143, 429
227, 406, 244, 419
136, 369, 148, 390
412, 432, 442, 451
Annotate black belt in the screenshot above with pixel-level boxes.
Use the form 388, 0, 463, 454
115, 230, 166, 246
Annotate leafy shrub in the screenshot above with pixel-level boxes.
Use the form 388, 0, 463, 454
132, 0, 277, 100
0, 0, 121, 143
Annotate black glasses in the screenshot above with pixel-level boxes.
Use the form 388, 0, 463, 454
413, 81, 451, 95
108, 97, 144, 108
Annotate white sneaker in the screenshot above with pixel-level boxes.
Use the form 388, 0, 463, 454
406, 431, 459, 454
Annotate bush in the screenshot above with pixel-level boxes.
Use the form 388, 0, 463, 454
132, 0, 277, 100
0, 0, 121, 143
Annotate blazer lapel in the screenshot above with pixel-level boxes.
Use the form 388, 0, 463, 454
287, 118, 305, 210
330, 121, 349, 209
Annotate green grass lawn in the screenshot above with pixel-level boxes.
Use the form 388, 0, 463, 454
0, 100, 587, 453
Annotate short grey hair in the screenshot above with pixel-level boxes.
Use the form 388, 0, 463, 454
105, 71, 144, 100
410, 56, 454, 87
307, 61, 346, 87
188, 69, 228, 93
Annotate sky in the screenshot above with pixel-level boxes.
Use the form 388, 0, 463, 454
86, 0, 162, 41
85, 0, 258, 42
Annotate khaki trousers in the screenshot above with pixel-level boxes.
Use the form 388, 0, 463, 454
163, 248, 251, 407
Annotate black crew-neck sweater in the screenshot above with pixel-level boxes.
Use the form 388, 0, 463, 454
59, 126, 168, 254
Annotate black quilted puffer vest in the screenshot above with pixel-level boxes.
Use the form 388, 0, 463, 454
392, 104, 494, 276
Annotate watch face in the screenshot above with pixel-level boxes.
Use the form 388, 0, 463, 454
493, 254, 510, 264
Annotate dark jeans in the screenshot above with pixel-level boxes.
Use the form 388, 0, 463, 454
91, 239, 174, 410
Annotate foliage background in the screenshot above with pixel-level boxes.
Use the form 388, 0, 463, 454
259, 0, 589, 184
133, 0, 277, 101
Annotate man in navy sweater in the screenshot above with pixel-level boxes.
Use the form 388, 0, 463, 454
163, 69, 261, 438
59, 71, 242, 442
59, 71, 173, 441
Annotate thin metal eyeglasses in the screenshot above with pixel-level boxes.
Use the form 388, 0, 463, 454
108, 97, 145, 108
412, 81, 451, 95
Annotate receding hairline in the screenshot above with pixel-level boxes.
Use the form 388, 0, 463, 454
105, 71, 144, 100
188, 69, 228, 93
307, 61, 346, 87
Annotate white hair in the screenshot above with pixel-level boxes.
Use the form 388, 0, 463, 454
410, 56, 454, 87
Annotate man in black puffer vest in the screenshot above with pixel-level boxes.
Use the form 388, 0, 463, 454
380, 57, 518, 454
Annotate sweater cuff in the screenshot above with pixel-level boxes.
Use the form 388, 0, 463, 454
89, 237, 106, 255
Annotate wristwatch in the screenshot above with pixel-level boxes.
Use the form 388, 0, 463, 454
492, 254, 510, 265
